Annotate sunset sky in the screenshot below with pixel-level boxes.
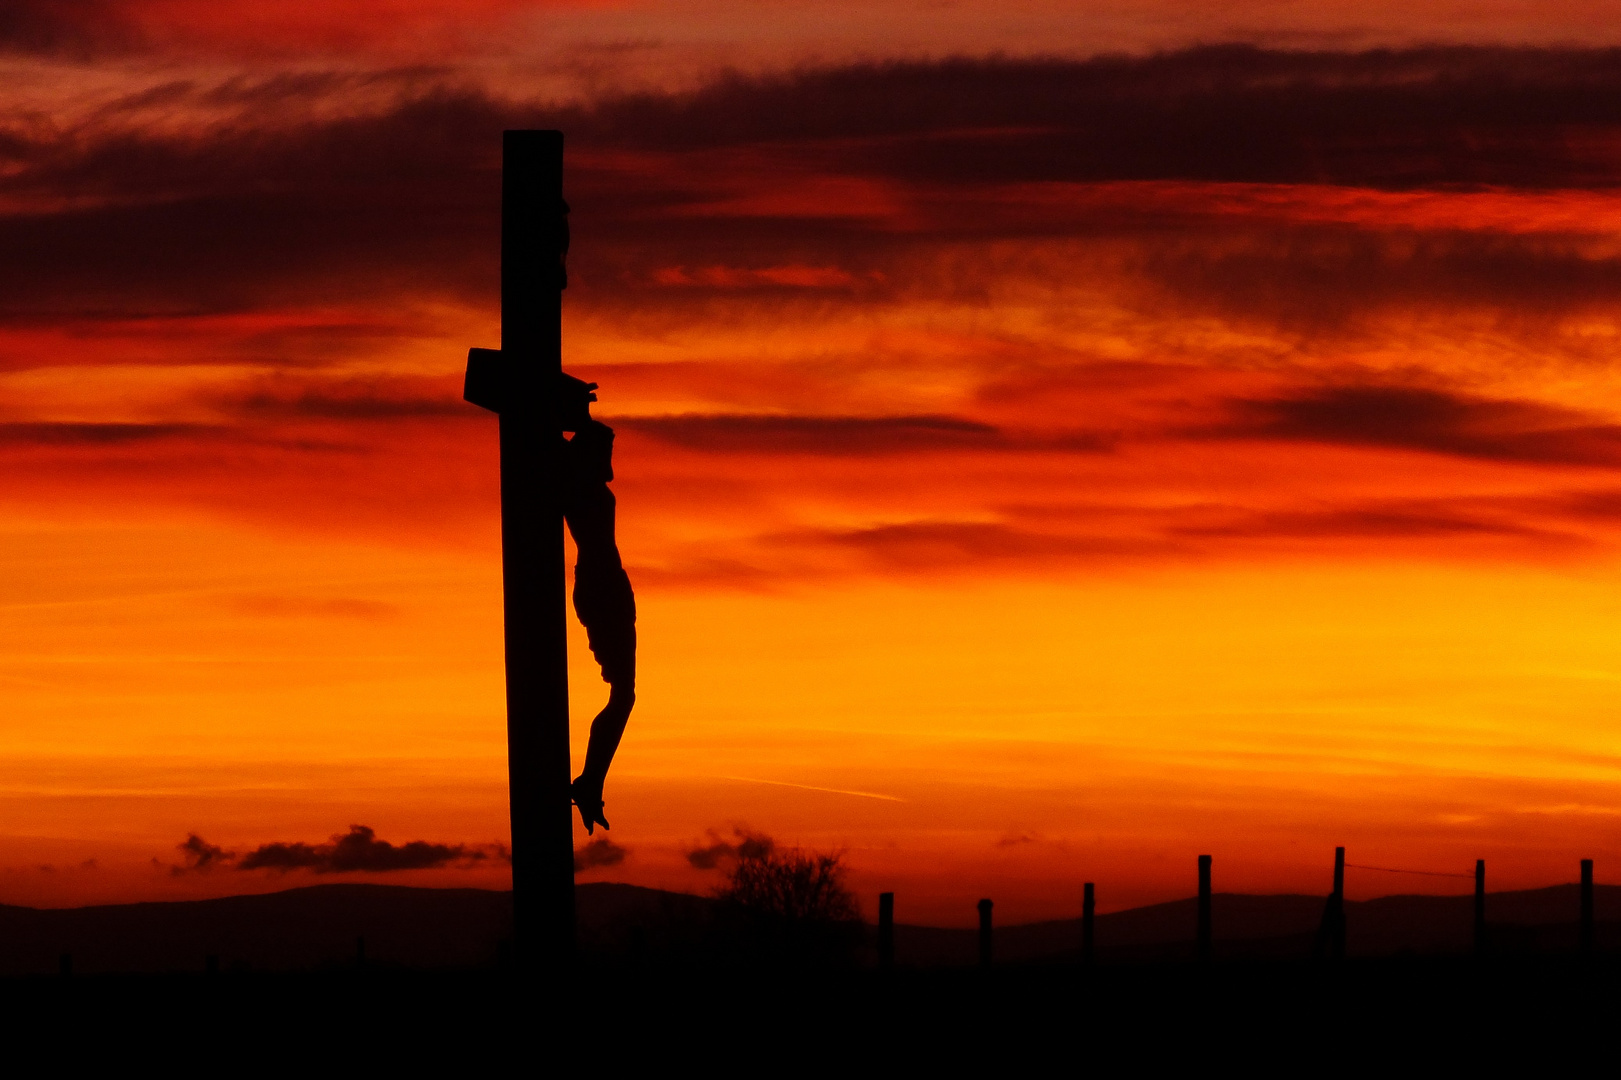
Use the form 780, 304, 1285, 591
8, 1, 1621, 924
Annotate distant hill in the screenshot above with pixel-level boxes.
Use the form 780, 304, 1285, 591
3, 882, 1619, 974
0, 884, 512, 975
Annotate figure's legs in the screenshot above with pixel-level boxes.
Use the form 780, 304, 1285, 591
570, 573, 635, 833
572, 678, 633, 834
581, 680, 635, 788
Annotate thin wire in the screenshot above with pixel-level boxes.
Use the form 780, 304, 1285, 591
1344, 862, 1475, 880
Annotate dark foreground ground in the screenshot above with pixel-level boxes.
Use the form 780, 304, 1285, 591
6, 883, 1618, 1067
5, 957, 1615, 1066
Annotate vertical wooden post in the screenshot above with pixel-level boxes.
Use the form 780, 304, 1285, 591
978, 898, 993, 968
1581, 858, 1594, 955
1082, 882, 1095, 966
499, 129, 574, 969
878, 892, 894, 969
1197, 854, 1212, 962
1330, 845, 1346, 960
1473, 859, 1486, 956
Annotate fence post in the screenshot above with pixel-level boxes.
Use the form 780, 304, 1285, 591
978, 898, 993, 968
1315, 847, 1347, 961
1082, 882, 1095, 967
1581, 859, 1594, 955
1197, 855, 1212, 962
1331, 846, 1346, 960
878, 892, 894, 969
58, 952, 71, 978
1474, 859, 1486, 956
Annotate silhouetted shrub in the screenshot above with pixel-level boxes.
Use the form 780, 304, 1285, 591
719, 846, 859, 922
712, 839, 862, 965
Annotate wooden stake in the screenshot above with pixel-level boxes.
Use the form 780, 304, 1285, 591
1331, 846, 1345, 960
978, 898, 993, 968
878, 892, 894, 969
1082, 882, 1095, 966
1197, 855, 1212, 962
1581, 858, 1594, 955
1474, 859, 1486, 956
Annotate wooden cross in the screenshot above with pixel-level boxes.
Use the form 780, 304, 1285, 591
463, 130, 575, 967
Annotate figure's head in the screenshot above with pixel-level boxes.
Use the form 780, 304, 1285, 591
559, 371, 598, 431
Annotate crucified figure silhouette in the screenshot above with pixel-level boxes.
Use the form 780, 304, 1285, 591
559, 373, 635, 835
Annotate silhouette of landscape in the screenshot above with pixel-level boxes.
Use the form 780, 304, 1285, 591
8, 880, 1621, 975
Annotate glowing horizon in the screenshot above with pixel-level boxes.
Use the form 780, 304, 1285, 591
7, 4, 1621, 925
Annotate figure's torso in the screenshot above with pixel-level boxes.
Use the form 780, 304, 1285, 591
563, 420, 623, 573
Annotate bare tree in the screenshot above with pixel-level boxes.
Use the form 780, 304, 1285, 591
719, 845, 860, 922
713, 837, 862, 963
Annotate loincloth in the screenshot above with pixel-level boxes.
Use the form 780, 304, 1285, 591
573, 563, 636, 685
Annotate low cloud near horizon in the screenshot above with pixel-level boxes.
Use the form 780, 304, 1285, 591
686, 827, 775, 870
573, 837, 629, 873
167, 826, 509, 874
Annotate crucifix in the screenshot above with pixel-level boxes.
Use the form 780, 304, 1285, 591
464, 130, 575, 967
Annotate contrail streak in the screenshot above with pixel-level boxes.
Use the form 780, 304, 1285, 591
717, 775, 906, 802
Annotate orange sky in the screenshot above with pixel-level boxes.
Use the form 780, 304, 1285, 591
7, 2, 1621, 924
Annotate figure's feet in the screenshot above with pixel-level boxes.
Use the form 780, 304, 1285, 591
571, 776, 610, 834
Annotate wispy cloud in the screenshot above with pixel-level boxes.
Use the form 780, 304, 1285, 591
685, 826, 775, 870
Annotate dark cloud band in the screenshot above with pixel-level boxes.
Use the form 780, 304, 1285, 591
1214, 386, 1621, 467
8, 49, 1621, 320
169, 826, 509, 874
